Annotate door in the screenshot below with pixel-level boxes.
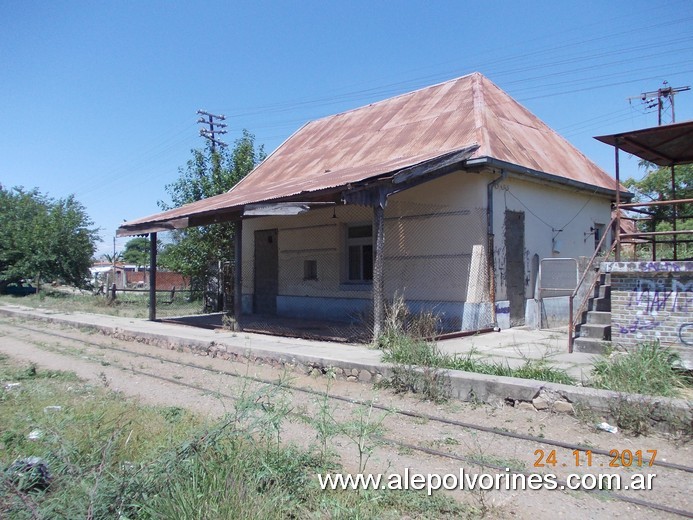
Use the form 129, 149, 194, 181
254, 229, 278, 315
505, 211, 525, 327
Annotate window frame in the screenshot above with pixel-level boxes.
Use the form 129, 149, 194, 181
342, 222, 374, 286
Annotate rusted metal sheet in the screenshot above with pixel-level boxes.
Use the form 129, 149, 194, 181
120, 72, 618, 235
595, 121, 693, 166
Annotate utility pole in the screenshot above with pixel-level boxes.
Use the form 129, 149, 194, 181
628, 82, 690, 261
197, 110, 228, 151
629, 82, 690, 125
111, 236, 117, 294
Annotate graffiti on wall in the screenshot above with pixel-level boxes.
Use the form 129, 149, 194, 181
679, 323, 693, 347
617, 317, 662, 335
626, 279, 693, 315
637, 261, 687, 273
616, 277, 692, 344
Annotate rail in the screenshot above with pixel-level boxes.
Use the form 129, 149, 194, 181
568, 216, 617, 353
616, 198, 693, 261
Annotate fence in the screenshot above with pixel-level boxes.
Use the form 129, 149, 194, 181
616, 199, 693, 261
239, 200, 493, 342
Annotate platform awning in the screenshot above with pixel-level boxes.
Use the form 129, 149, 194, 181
595, 121, 693, 166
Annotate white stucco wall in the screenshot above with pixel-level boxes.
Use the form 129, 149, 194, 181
488, 172, 613, 301
242, 171, 488, 304
241, 168, 613, 328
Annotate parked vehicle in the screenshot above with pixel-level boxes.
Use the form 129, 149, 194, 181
3, 282, 37, 296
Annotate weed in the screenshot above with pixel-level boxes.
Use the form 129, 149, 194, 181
301, 375, 340, 466
0, 354, 470, 519
340, 400, 390, 476
377, 296, 574, 400
590, 341, 691, 398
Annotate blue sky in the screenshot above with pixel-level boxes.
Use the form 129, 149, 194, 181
2, 0, 692, 257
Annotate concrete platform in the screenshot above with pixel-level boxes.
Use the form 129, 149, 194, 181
1, 304, 689, 426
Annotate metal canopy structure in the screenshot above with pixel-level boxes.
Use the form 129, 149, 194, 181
595, 120, 693, 167
594, 120, 693, 261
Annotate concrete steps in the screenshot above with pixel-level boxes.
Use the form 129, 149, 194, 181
573, 274, 611, 354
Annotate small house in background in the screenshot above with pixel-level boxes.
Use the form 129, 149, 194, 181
90, 262, 188, 291
119, 72, 628, 338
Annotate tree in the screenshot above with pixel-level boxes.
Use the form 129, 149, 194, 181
123, 237, 152, 268
103, 251, 123, 264
623, 164, 692, 258
158, 130, 265, 285
0, 186, 99, 289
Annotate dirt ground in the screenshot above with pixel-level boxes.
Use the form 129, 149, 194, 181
0, 316, 691, 519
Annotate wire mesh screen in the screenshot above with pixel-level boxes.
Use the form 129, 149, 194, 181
383, 201, 492, 335
233, 199, 493, 343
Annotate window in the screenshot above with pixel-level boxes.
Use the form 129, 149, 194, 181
303, 260, 318, 280
594, 223, 605, 253
346, 225, 373, 282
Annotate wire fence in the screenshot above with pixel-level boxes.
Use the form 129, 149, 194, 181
237, 201, 493, 342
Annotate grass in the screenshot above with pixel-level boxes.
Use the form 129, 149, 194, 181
375, 297, 575, 401
379, 331, 575, 388
586, 342, 693, 435
590, 342, 692, 398
0, 356, 474, 519
0, 288, 204, 319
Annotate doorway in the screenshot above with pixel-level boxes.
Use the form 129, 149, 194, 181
254, 229, 278, 315
504, 211, 525, 327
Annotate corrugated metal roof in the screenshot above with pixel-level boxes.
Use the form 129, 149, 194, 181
120, 72, 618, 234
594, 121, 693, 166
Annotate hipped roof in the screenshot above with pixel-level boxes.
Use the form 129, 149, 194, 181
119, 72, 621, 236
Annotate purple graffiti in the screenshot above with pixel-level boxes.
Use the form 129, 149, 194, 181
627, 287, 692, 315
638, 262, 684, 273
617, 318, 662, 335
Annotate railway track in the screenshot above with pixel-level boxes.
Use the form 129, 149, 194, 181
1, 318, 692, 518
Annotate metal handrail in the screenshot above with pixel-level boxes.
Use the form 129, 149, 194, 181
568, 215, 617, 353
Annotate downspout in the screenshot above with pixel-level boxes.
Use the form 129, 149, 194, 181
487, 169, 507, 330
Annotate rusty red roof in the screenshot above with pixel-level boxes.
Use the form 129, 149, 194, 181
120, 72, 619, 234
595, 120, 693, 166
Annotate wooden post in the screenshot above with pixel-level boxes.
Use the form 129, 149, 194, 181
149, 232, 157, 321
233, 220, 243, 331
372, 200, 386, 341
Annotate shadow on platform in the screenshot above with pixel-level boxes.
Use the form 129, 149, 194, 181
159, 313, 371, 343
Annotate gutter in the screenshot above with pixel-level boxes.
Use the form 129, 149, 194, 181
487, 169, 507, 330
467, 157, 633, 201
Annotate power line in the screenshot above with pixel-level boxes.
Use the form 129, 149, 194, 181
628, 82, 691, 125
197, 110, 227, 151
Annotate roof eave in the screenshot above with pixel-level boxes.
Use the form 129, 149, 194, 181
465, 156, 633, 201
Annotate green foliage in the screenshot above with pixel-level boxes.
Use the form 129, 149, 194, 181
158, 131, 265, 284
590, 341, 691, 398
623, 164, 692, 259
0, 359, 470, 519
122, 237, 154, 267
0, 186, 98, 289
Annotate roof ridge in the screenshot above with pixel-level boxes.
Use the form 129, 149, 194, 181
309, 72, 483, 123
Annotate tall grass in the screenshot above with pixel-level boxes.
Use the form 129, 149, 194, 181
0, 288, 204, 319
590, 341, 692, 398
